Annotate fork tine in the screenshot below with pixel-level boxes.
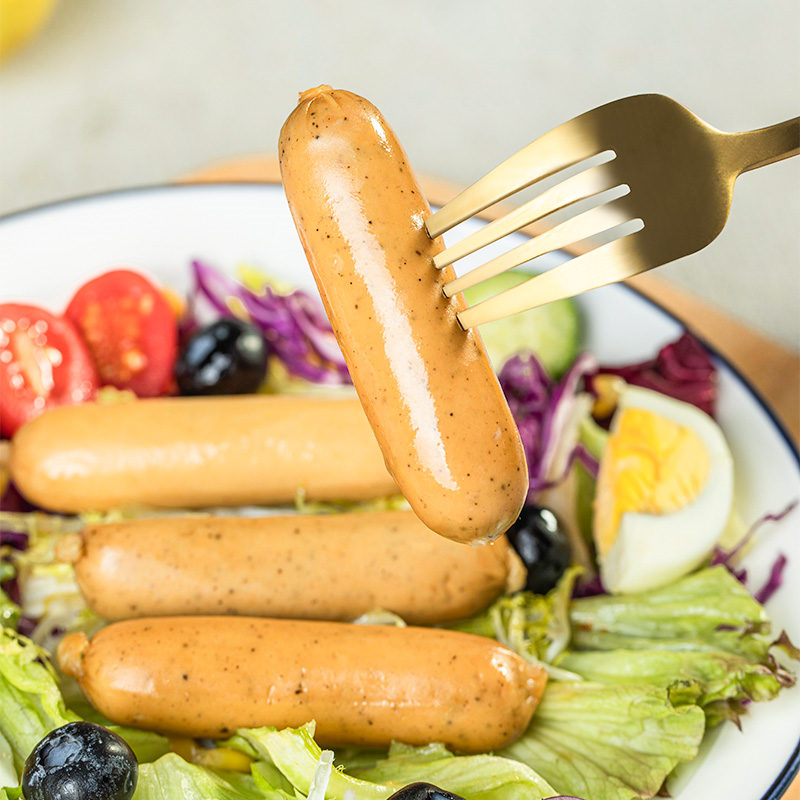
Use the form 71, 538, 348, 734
426, 116, 603, 238
443, 196, 634, 297
456, 236, 646, 329
433, 162, 621, 269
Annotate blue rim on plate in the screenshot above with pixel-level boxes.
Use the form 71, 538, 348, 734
1, 182, 798, 799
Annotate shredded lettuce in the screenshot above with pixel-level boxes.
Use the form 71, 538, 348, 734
446, 566, 581, 678
499, 681, 706, 800
0, 510, 105, 655
293, 488, 410, 516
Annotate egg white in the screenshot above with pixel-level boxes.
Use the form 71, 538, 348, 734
599, 385, 734, 594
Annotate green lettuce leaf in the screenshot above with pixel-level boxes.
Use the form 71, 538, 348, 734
557, 646, 796, 727
0, 733, 16, 791
446, 566, 581, 676
0, 627, 169, 790
499, 681, 706, 800
234, 724, 393, 799
108, 727, 171, 765
250, 761, 295, 794
234, 723, 557, 800
569, 566, 773, 660
133, 753, 287, 800
351, 741, 558, 800
0, 583, 19, 632
0, 628, 78, 777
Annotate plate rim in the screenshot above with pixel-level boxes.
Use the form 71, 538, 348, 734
1, 181, 799, 799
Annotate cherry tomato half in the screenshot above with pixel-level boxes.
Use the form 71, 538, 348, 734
65, 269, 178, 397
0, 303, 99, 437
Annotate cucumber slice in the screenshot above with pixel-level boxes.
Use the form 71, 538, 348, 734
463, 269, 581, 377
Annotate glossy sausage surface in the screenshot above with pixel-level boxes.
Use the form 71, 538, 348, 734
279, 86, 528, 544
59, 510, 517, 624
58, 617, 546, 751
9, 394, 397, 513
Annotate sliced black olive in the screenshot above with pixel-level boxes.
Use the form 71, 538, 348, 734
175, 318, 269, 395
22, 721, 137, 800
506, 504, 572, 594
387, 783, 466, 800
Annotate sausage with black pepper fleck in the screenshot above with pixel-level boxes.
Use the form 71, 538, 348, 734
57, 510, 521, 624
279, 86, 528, 544
58, 617, 547, 752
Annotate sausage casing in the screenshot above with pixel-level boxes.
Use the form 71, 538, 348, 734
58, 617, 546, 752
279, 86, 528, 544
59, 510, 517, 624
9, 394, 396, 513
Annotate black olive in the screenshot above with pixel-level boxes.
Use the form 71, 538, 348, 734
387, 783, 466, 800
22, 721, 138, 800
175, 318, 269, 395
506, 504, 572, 594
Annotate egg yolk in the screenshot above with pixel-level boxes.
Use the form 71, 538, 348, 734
594, 407, 710, 558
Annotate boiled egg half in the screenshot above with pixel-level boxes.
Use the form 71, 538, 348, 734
593, 385, 733, 594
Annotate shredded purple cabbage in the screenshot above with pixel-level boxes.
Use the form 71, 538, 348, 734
499, 351, 598, 496
571, 573, 606, 598
0, 480, 35, 515
1, 480, 35, 552
0, 529, 27, 551
1, 481, 30, 606
711, 500, 797, 604
591, 332, 717, 417
753, 554, 788, 605
16, 615, 36, 637
186, 260, 351, 385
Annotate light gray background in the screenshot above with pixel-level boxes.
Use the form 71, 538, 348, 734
1, 0, 798, 350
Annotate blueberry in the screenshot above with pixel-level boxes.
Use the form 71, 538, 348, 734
387, 782, 466, 800
22, 721, 137, 800
175, 318, 269, 395
506, 505, 572, 594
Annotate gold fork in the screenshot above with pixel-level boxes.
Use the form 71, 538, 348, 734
426, 94, 799, 329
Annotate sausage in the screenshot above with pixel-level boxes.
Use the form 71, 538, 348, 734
9, 394, 397, 513
279, 86, 528, 544
57, 510, 521, 624
58, 617, 546, 751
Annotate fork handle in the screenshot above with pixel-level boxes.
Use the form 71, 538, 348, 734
728, 116, 800, 174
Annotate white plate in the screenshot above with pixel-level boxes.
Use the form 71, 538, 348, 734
1, 183, 798, 799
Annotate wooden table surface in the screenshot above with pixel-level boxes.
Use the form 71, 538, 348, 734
181, 154, 800, 800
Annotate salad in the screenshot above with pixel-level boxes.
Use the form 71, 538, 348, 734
1, 242, 799, 799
